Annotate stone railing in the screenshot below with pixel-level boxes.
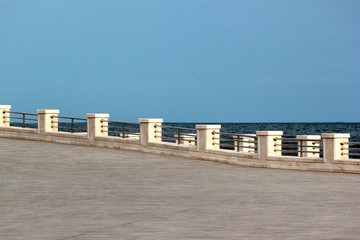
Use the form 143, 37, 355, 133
1, 105, 359, 174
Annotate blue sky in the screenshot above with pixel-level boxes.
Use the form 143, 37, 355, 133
1, 0, 359, 122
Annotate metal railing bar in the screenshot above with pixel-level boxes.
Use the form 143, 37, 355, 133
299, 150, 322, 154
101, 120, 140, 125
342, 142, 360, 146
274, 149, 299, 153
102, 130, 140, 135
275, 137, 322, 142
274, 144, 300, 148
212, 131, 257, 138
342, 153, 360, 156
57, 126, 87, 131
6, 116, 38, 121
275, 149, 321, 154
213, 138, 256, 143
10, 123, 38, 127
52, 121, 87, 126
4, 111, 38, 116
156, 136, 197, 142
341, 148, 360, 151
214, 142, 256, 150
154, 130, 196, 136
52, 116, 87, 121
155, 124, 197, 132
298, 145, 323, 148
106, 126, 139, 130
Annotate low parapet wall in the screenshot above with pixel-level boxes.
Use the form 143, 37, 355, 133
1, 105, 359, 174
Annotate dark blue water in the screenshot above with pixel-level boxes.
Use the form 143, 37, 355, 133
164, 122, 360, 142
12, 120, 360, 142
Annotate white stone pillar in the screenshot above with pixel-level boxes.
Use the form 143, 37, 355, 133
233, 134, 256, 152
196, 125, 221, 152
0, 105, 11, 127
87, 114, 109, 140
296, 135, 321, 158
322, 133, 350, 162
257, 131, 283, 160
37, 109, 60, 134
139, 118, 163, 146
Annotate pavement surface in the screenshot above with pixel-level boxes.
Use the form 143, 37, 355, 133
1, 137, 360, 240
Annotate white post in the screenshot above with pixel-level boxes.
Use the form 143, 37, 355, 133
87, 114, 109, 140
0, 105, 11, 127
233, 134, 256, 153
174, 133, 196, 145
196, 125, 221, 152
257, 131, 283, 160
322, 133, 350, 162
37, 109, 60, 134
139, 118, 163, 146
296, 135, 321, 158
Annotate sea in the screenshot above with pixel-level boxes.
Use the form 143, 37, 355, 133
163, 122, 360, 142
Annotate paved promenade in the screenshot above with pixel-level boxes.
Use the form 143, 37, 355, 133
1, 138, 360, 240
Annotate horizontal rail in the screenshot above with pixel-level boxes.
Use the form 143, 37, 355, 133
100, 119, 140, 125
155, 135, 197, 142
6, 116, 38, 121
57, 126, 87, 131
51, 121, 87, 126
102, 130, 140, 134
342, 153, 360, 156
105, 126, 139, 131
213, 142, 256, 149
212, 131, 256, 138
51, 116, 87, 121
8, 122, 38, 126
213, 137, 256, 143
155, 124, 197, 132
341, 147, 360, 151
154, 130, 196, 136
274, 149, 321, 154
274, 144, 323, 149
342, 142, 360, 146
4, 120, 38, 125
3, 111, 38, 116
274, 137, 322, 142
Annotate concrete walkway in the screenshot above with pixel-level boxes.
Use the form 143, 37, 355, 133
1, 138, 359, 240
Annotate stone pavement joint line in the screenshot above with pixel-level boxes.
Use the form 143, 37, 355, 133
1, 138, 360, 240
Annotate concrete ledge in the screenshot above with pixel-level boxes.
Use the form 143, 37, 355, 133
1, 126, 360, 174
148, 141, 197, 151
267, 156, 324, 163
95, 135, 141, 144
46, 131, 88, 139
207, 148, 258, 159
0, 126, 37, 133
333, 159, 360, 165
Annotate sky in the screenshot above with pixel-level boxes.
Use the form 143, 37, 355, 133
1, 0, 359, 122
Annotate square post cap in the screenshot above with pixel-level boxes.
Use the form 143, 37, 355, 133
321, 133, 350, 138
196, 124, 221, 130
37, 109, 60, 114
138, 118, 163, 123
0, 105, 11, 108
86, 113, 110, 118
256, 131, 283, 136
